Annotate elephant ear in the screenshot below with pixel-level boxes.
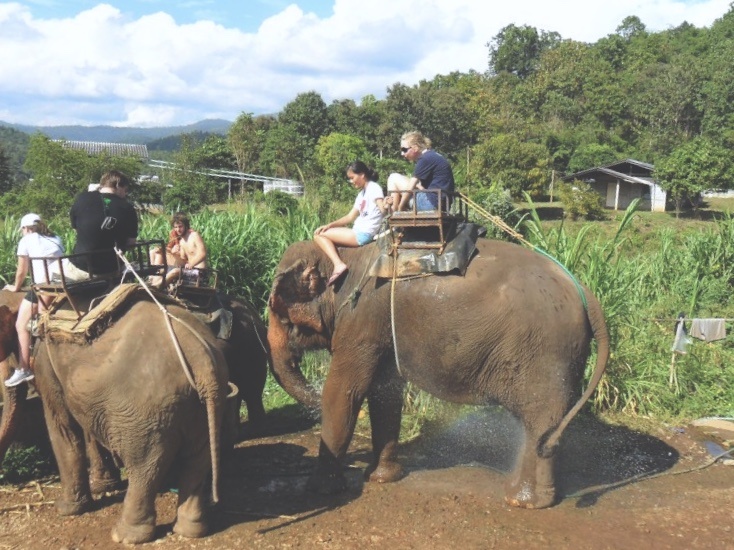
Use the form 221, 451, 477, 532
269, 260, 323, 320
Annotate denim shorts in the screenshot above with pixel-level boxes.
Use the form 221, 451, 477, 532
355, 232, 373, 246
415, 192, 437, 211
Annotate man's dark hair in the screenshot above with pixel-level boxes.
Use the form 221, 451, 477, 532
171, 212, 190, 232
99, 170, 132, 190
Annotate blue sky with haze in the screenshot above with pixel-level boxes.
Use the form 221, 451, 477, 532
1, 0, 730, 127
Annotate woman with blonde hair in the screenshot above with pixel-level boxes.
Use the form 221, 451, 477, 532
3, 213, 64, 387
388, 130, 455, 211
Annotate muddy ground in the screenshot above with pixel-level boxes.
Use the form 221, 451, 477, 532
1, 404, 733, 549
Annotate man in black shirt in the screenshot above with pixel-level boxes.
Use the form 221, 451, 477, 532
69, 170, 138, 276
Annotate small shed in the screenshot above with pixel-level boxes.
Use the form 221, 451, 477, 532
563, 159, 667, 212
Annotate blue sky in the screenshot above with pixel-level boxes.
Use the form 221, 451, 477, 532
1, 0, 731, 127
19, 0, 334, 32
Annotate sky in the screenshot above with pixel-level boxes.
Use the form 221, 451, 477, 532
0, 0, 731, 128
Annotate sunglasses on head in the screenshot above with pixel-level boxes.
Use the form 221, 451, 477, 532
400, 146, 411, 153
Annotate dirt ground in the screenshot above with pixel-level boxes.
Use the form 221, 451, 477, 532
1, 407, 733, 550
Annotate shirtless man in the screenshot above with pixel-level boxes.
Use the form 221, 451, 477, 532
150, 212, 207, 287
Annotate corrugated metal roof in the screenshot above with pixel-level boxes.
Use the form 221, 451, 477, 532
563, 158, 655, 187
565, 166, 654, 187
54, 140, 149, 159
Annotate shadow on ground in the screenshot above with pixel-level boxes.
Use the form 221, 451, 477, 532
392, 408, 679, 506
214, 403, 363, 535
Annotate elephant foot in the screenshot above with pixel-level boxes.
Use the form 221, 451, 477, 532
111, 520, 156, 544
306, 470, 347, 494
365, 460, 405, 484
504, 479, 556, 509
173, 516, 209, 539
55, 496, 92, 516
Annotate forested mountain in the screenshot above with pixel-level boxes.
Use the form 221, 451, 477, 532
2, 6, 734, 215
0, 119, 231, 144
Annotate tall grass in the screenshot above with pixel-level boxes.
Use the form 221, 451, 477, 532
523, 201, 734, 419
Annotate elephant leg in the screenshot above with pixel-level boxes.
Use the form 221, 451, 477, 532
111, 473, 159, 544
238, 385, 267, 440
307, 355, 374, 494
85, 432, 122, 495
37, 379, 92, 516
172, 440, 212, 539
242, 379, 266, 430
365, 371, 405, 484
504, 413, 561, 509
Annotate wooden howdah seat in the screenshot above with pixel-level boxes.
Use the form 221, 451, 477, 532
386, 189, 468, 254
29, 240, 167, 321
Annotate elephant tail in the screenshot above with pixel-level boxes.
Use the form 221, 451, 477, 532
170, 314, 225, 504
540, 289, 610, 457
204, 383, 222, 504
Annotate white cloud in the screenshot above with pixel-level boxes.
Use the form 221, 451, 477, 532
0, 0, 731, 126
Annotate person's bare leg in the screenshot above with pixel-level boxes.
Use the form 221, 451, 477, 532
15, 300, 33, 371
314, 236, 346, 273
313, 228, 359, 282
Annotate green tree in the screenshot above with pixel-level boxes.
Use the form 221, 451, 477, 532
0, 143, 12, 194
469, 134, 551, 198
655, 137, 734, 214
616, 15, 647, 40
198, 135, 235, 170
228, 112, 264, 175
487, 24, 561, 78
278, 91, 331, 148
258, 123, 311, 179
18, 135, 92, 218
162, 135, 218, 212
568, 144, 621, 173
314, 133, 370, 203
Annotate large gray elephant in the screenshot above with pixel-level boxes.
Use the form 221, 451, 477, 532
0, 289, 268, 465
267, 238, 609, 509
32, 292, 230, 544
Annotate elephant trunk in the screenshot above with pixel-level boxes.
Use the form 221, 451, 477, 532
267, 313, 321, 412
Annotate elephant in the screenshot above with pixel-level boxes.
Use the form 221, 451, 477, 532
214, 294, 269, 437
31, 292, 230, 544
0, 290, 26, 461
267, 238, 609, 509
0, 289, 269, 465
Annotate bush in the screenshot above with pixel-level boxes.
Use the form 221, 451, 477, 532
469, 185, 521, 240
264, 190, 300, 215
0, 446, 56, 484
557, 180, 606, 220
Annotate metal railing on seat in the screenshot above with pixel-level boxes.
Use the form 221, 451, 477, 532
30, 240, 166, 320
386, 189, 467, 253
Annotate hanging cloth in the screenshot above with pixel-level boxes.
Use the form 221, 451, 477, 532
689, 318, 727, 342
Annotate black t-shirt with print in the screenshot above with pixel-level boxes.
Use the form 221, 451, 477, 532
69, 190, 138, 274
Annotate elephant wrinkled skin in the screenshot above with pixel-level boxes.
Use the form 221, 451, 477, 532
0, 289, 268, 470
32, 296, 229, 544
0, 291, 26, 461
267, 239, 609, 509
